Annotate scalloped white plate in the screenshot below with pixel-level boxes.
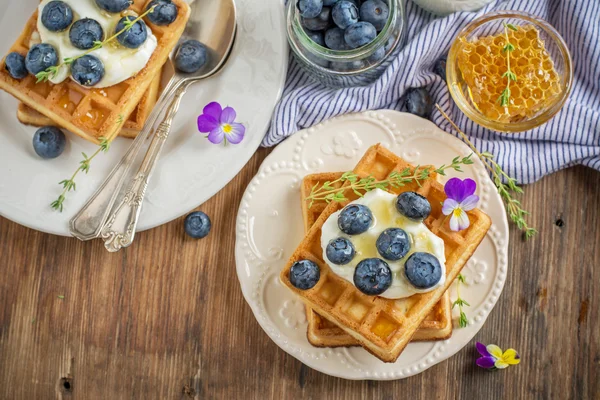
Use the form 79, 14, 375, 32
235, 110, 509, 380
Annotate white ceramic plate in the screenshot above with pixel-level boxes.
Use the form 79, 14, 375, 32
235, 110, 509, 380
0, 0, 287, 236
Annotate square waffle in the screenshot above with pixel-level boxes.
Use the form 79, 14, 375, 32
300, 172, 453, 348
0, 0, 190, 144
281, 144, 492, 362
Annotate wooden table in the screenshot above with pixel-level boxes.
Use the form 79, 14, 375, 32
1, 148, 599, 399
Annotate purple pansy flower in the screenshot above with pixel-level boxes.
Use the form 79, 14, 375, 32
197, 102, 245, 145
442, 178, 479, 231
476, 342, 521, 370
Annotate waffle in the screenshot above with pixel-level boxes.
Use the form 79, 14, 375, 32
301, 172, 453, 348
281, 144, 492, 362
0, 0, 190, 144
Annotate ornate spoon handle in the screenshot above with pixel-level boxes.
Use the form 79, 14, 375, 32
100, 82, 190, 252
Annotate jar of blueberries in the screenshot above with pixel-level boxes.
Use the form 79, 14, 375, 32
287, 0, 405, 88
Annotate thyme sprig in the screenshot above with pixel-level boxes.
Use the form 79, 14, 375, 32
36, 6, 157, 83
305, 154, 474, 208
436, 105, 537, 239
498, 23, 519, 108
452, 273, 470, 328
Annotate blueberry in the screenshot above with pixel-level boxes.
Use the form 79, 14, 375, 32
376, 228, 410, 261
396, 191, 431, 220
434, 57, 447, 81
175, 40, 209, 73
404, 252, 442, 289
323, 0, 339, 5
305, 29, 325, 47
32, 126, 66, 159
330, 60, 364, 72
301, 6, 332, 31
367, 47, 385, 63
71, 55, 105, 87
25, 43, 58, 76
405, 87, 433, 118
353, 258, 392, 295
385, 36, 395, 52
184, 211, 211, 239
332, 1, 358, 29
4, 52, 27, 79
344, 22, 377, 49
324, 27, 347, 50
326, 237, 355, 265
69, 19, 104, 50
290, 260, 321, 290
116, 16, 148, 49
146, 0, 178, 25
297, 0, 323, 18
95, 0, 131, 13
41, 1, 73, 32
360, 0, 389, 31
338, 204, 373, 235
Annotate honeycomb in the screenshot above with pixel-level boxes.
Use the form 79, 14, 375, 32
456, 25, 562, 123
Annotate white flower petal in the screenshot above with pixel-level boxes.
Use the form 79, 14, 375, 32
442, 199, 459, 215
460, 195, 480, 211
457, 208, 471, 230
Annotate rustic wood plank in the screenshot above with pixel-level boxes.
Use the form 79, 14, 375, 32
0, 148, 599, 399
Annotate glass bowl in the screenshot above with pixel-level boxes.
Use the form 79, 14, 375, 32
447, 11, 573, 132
286, 0, 405, 88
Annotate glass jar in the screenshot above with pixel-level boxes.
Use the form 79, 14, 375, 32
286, 0, 405, 88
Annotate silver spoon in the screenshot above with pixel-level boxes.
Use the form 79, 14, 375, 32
69, 0, 237, 252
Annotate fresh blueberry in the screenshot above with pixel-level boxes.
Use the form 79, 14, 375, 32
32, 126, 66, 159
385, 36, 395, 52
69, 19, 104, 50
376, 228, 410, 261
184, 211, 211, 239
25, 43, 58, 76
360, 0, 389, 31
353, 258, 392, 295
326, 237, 355, 265
396, 191, 431, 220
338, 204, 373, 235
301, 6, 332, 31
367, 47, 385, 63
305, 29, 325, 47
344, 21, 377, 49
116, 16, 148, 49
4, 52, 27, 79
175, 40, 209, 73
434, 57, 447, 81
404, 252, 442, 289
41, 1, 73, 32
71, 55, 105, 87
95, 0, 132, 13
330, 60, 364, 72
405, 87, 433, 118
324, 27, 347, 50
332, 1, 358, 29
146, 0, 179, 26
297, 0, 323, 18
290, 260, 321, 290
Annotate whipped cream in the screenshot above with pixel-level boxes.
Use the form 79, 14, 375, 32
37, 0, 157, 88
321, 189, 446, 299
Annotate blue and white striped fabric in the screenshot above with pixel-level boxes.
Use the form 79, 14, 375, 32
263, 0, 600, 184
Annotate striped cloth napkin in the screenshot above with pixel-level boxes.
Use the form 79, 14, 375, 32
263, 0, 600, 184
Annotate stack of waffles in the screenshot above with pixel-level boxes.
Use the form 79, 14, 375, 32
281, 144, 492, 362
0, 0, 191, 143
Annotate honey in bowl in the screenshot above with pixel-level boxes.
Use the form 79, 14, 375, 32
456, 24, 562, 123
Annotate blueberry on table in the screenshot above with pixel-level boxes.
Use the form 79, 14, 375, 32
69, 19, 104, 50
146, 0, 179, 26
344, 22, 377, 49
360, 0, 389, 31
290, 260, 321, 290
301, 7, 332, 31
332, 1, 359, 29
376, 228, 410, 261
324, 27, 347, 50
405, 87, 433, 118
434, 58, 447, 81
25, 43, 59, 76
338, 204, 373, 235
297, 0, 324, 18
32, 126, 66, 159
184, 211, 212, 239
354, 258, 392, 295
71, 55, 105, 87
175, 40, 209, 73
404, 252, 442, 289
5, 52, 27, 79
95, 0, 132, 13
396, 191, 431, 220
305, 29, 326, 47
116, 16, 148, 49
326, 237, 356, 265
41, 1, 73, 32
